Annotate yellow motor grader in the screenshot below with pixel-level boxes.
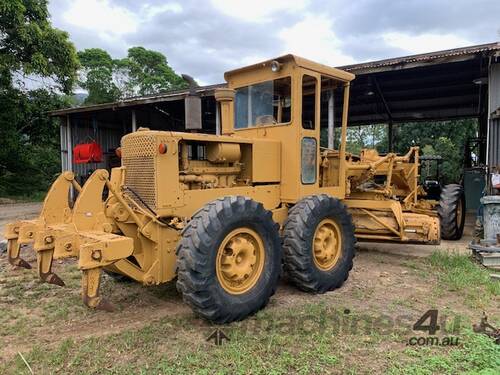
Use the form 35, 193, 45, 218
4, 55, 464, 322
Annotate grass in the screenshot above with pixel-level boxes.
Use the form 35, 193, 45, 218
1, 303, 498, 375
0, 249, 498, 374
427, 251, 500, 308
2, 305, 348, 374
388, 330, 500, 374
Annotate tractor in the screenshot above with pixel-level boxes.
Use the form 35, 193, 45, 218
4, 55, 464, 323
420, 155, 466, 240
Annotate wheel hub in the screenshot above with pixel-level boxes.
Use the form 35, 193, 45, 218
313, 219, 342, 270
216, 228, 265, 294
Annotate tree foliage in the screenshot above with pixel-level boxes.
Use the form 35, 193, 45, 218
77, 48, 120, 104
394, 119, 477, 183
120, 46, 187, 96
332, 119, 477, 184
0, 88, 72, 197
78, 47, 187, 104
336, 124, 388, 155
0, 0, 79, 92
0, 0, 78, 197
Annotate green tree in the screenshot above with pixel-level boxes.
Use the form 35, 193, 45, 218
0, 0, 78, 197
328, 119, 475, 184
119, 46, 186, 96
0, 0, 78, 92
77, 48, 120, 104
0, 88, 72, 197
394, 119, 477, 184
332, 124, 388, 155
77, 47, 188, 102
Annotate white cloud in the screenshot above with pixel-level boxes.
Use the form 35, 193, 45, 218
279, 15, 355, 66
210, 0, 309, 22
382, 32, 473, 54
141, 3, 183, 19
63, 0, 138, 36
50, 0, 498, 85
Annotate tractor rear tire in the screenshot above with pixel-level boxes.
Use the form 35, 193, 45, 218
438, 184, 465, 240
176, 196, 281, 323
282, 194, 355, 293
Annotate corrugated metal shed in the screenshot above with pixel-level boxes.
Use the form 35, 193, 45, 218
50, 42, 500, 120
489, 63, 500, 113
340, 42, 500, 74
488, 63, 500, 166
51, 42, 500, 175
50, 83, 225, 116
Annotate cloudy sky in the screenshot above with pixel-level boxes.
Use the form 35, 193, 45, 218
48, 0, 500, 85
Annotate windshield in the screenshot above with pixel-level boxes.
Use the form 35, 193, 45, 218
234, 76, 292, 129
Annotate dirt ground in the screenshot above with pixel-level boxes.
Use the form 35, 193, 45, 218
0, 203, 42, 241
0, 203, 497, 374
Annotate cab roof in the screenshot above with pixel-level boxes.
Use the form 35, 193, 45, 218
224, 54, 355, 82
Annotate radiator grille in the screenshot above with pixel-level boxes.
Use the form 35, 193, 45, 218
121, 134, 157, 209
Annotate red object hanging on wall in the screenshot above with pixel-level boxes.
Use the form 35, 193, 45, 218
73, 142, 103, 164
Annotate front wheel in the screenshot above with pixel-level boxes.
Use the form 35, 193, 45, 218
176, 196, 281, 323
282, 194, 356, 293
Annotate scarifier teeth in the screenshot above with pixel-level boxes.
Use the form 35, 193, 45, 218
10, 258, 32, 269
95, 298, 115, 312
42, 273, 65, 287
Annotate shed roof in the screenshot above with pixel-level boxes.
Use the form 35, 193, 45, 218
340, 42, 500, 74
49, 83, 225, 116
51, 42, 500, 118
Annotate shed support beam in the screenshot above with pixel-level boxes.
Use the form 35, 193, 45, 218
328, 89, 335, 149
373, 76, 395, 152
66, 115, 73, 172
388, 121, 394, 152
66, 115, 74, 201
373, 76, 393, 121
131, 109, 137, 132
478, 80, 488, 164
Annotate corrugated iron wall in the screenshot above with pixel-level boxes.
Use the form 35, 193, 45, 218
488, 63, 500, 166
60, 117, 124, 182
488, 118, 500, 166
489, 63, 500, 111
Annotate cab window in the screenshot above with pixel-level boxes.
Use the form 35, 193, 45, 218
302, 75, 317, 129
320, 76, 345, 148
234, 77, 291, 129
301, 137, 317, 184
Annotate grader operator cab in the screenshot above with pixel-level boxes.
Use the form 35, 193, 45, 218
4, 55, 464, 323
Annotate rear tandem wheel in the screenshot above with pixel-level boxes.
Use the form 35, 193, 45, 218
282, 194, 356, 293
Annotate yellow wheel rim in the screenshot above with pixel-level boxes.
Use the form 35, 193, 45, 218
216, 228, 265, 294
313, 218, 342, 271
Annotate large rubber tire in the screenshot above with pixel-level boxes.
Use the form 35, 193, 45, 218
282, 194, 356, 293
438, 184, 466, 240
176, 196, 281, 323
